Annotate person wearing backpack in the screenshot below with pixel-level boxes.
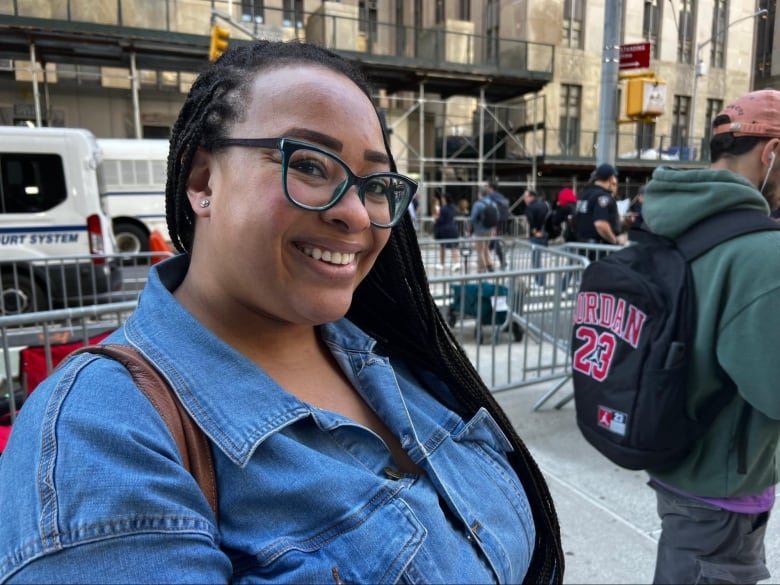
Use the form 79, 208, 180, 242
522, 188, 550, 287
552, 187, 578, 293
640, 90, 780, 584
487, 181, 510, 270
468, 186, 500, 272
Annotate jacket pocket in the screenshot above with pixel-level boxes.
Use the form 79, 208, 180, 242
239, 492, 425, 584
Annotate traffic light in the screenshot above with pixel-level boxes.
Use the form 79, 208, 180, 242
625, 77, 667, 119
209, 24, 230, 62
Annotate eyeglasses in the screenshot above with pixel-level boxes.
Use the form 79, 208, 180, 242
211, 137, 417, 228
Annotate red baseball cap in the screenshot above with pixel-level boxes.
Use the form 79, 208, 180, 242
557, 187, 577, 206
712, 89, 780, 138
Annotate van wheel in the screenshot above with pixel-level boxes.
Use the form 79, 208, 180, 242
1, 272, 47, 315
114, 222, 149, 254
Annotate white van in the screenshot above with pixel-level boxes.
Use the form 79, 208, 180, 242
95, 138, 169, 253
0, 126, 120, 313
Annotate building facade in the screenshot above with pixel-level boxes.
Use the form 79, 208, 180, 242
0, 0, 768, 208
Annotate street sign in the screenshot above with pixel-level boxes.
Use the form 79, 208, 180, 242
619, 42, 651, 70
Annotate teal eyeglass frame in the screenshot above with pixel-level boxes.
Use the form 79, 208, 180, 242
211, 137, 417, 228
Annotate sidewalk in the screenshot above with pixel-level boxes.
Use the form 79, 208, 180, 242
493, 381, 780, 584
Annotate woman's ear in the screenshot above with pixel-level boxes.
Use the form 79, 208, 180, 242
186, 147, 213, 216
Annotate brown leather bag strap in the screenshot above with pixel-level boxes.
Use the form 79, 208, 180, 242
69, 344, 219, 522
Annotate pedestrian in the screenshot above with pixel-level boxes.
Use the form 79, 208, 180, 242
0, 40, 563, 583
642, 89, 780, 585
624, 184, 646, 240
552, 187, 578, 293
486, 180, 510, 269
552, 187, 578, 243
468, 185, 499, 272
574, 163, 624, 260
522, 188, 550, 287
433, 191, 461, 271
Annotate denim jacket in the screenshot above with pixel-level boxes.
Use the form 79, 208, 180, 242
0, 255, 535, 584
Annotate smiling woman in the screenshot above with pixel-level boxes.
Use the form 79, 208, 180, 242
0, 41, 563, 584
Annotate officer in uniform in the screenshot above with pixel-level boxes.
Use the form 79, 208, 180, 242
574, 163, 624, 256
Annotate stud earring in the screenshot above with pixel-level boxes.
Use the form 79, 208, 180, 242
199, 199, 210, 208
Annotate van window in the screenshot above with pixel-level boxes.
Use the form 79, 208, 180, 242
0, 153, 67, 213
100, 158, 166, 189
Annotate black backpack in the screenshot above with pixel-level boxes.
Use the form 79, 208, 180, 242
571, 210, 780, 470
563, 207, 577, 242
477, 198, 499, 228
543, 202, 562, 239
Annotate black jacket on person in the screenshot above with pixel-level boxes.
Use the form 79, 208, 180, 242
574, 184, 619, 243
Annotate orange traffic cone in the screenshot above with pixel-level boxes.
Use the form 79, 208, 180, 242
149, 230, 173, 264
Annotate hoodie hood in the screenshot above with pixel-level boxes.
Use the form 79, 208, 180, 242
642, 166, 769, 239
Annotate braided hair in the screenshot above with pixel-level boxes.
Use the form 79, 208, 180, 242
165, 40, 562, 583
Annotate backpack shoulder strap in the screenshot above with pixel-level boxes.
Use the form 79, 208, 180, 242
675, 209, 780, 261
69, 343, 219, 521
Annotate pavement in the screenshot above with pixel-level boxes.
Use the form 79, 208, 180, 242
492, 379, 780, 584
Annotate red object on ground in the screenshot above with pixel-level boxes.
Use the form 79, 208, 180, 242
149, 230, 173, 264
20, 331, 112, 394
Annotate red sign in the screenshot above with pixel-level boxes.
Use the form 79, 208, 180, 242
619, 42, 651, 70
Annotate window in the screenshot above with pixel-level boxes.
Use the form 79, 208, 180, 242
0, 154, 67, 213
559, 85, 581, 156
643, 0, 662, 58
701, 98, 723, 160
677, 0, 695, 64
709, 0, 727, 69
457, 0, 470, 21
671, 95, 691, 148
435, 0, 444, 24
485, 0, 499, 62
395, 0, 406, 57
359, 0, 378, 35
414, 0, 423, 30
755, 0, 773, 80
142, 126, 170, 140
241, 0, 264, 23
282, 0, 303, 26
54, 64, 101, 86
563, 0, 584, 49
413, 0, 423, 56
636, 121, 656, 154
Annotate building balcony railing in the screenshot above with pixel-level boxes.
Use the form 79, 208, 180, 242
546, 127, 709, 165
0, 0, 554, 99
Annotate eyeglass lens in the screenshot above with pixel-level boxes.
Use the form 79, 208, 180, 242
284, 146, 410, 226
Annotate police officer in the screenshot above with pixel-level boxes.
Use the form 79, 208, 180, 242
575, 163, 624, 249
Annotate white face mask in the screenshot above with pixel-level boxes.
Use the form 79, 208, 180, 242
760, 151, 776, 194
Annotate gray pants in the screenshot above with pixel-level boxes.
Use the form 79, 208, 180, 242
651, 482, 771, 584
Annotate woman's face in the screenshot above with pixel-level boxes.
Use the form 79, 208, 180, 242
185, 65, 393, 327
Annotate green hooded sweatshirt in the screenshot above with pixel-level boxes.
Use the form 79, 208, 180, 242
643, 166, 780, 497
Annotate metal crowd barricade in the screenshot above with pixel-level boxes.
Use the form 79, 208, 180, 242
556, 241, 623, 263
0, 252, 172, 430
424, 239, 590, 401
1, 239, 620, 437
0, 251, 174, 315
